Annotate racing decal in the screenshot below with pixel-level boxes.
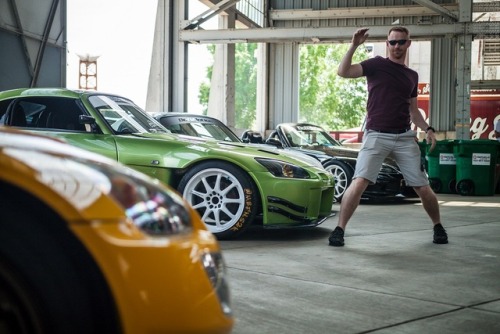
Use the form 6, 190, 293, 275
267, 196, 307, 213
176, 116, 215, 124
296, 125, 322, 131
230, 188, 253, 231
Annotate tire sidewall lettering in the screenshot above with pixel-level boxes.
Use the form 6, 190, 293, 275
230, 188, 253, 231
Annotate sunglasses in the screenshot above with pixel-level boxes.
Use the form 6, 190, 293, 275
388, 39, 408, 46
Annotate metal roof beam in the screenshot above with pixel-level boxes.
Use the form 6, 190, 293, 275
473, 1, 500, 12
412, 0, 458, 21
182, 0, 239, 29
7, 0, 34, 75
268, 5, 458, 21
180, 23, 467, 44
31, 0, 59, 87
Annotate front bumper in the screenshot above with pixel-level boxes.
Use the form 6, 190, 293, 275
71, 221, 234, 334
254, 170, 335, 227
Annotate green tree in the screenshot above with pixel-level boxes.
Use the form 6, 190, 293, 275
299, 44, 369, 130
199, 43, 369, 131
198, 45, 215, 115
198, 44, 257, 129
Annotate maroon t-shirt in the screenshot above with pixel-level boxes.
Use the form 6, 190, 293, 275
361, 56, 419, 131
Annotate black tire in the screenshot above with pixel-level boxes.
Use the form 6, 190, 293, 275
178, 161, 259, 239
323, 160, 354, 202
0, 186, 120, 334
429, 177, 442, 193
448, 178, 457, 194
0, 257, 46, 334
456, 179, 475, 196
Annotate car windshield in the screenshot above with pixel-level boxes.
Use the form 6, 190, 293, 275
161, 115, 240, 142
282, 124, 342, 147
89, 95, 168, 134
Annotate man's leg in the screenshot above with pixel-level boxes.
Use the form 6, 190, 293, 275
413, 185, 448, 244
413, 185, 441, 224
329, 131, 387, 246
337, 178, 370, 230
329, 178, 370, 247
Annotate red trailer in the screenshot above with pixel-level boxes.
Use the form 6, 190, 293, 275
417, 83, 500, 140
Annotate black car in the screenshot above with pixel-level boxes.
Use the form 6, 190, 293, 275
154, 114, 405, 202
264, 123, 409, 202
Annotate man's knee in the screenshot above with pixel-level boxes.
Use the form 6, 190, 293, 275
351, 177, 371, 191
413, 184, 436, 197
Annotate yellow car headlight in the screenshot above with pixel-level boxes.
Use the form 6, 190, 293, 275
4, 145, 192, 237
201, 252, 232, 316
107, 171, 193, 236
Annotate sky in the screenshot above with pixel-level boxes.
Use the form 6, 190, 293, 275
66, 0, 214, 110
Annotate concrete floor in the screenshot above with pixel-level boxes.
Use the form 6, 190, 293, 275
220, 193, 500, 334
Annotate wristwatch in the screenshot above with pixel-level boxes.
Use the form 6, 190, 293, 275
425, 126, 435, 133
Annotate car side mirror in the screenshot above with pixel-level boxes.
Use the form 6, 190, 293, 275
265, 137, 283, 148
241, 130, 264, 144
79, 115, 95, 124
79, 115, 97, 133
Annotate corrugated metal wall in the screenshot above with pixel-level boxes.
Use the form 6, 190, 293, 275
0, 0, 67, 90
269, 0, 457, 28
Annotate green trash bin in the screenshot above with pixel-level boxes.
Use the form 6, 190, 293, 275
417, 140, 428, 172
454, 140, 500, 196
426, 140, 457, 193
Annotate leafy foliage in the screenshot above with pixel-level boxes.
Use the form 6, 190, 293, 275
198, 45, 215, 115
234, 43, 257, 128
299, 44, 369, 130
198, 44, 257, 129
199, 43, 369, 131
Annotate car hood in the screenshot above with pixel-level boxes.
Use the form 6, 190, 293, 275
284, 146, 401, 176
299, 144, 399, 167
302, 144, 360, 159
227, 142, 325, 169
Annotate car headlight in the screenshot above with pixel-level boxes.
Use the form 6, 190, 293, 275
107, 171, 193, 236
255, 158, 310, 179
201, 252, 232, 316
4, 147, 192, 237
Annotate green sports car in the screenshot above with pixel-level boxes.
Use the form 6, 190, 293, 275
0, 88, 335, 239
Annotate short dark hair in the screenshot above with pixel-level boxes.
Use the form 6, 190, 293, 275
388, 26, 409, 37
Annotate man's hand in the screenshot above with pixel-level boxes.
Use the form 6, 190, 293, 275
352, 28, 369, 47
426, 130, 437, 153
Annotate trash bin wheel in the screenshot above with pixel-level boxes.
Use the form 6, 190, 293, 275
429, 178, 442, 193
456, 179, 475, 196
448, 178, 457, 194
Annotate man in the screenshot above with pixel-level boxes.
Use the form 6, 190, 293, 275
329, 26, 448, 247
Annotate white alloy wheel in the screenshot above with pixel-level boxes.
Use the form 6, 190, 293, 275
179, 162, 258, 238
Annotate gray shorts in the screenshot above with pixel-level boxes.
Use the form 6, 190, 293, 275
354, 130, 429, 187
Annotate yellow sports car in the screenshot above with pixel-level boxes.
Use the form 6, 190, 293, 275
0, 128, 233, 334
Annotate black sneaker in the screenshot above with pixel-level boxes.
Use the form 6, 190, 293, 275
329, 226, 345, 247
433, 223, 448, 244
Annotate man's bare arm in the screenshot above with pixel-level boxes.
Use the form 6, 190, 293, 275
337, 28, 369, 78
410, 97, 436, 152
